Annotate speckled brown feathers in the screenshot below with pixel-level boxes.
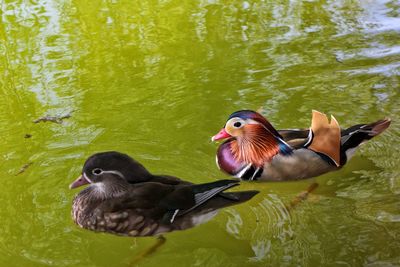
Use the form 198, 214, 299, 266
72, 180, 258, 236
72, 190, 172, 236
70, 152, 259, 237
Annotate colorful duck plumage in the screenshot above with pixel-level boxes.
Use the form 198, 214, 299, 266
212, 110, 391, 181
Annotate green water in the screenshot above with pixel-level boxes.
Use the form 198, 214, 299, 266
1, 0, 399, 266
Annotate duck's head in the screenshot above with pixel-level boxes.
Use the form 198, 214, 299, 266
69, 151, 152, 189
211, 110, 291, 166
211, 110, 282, 142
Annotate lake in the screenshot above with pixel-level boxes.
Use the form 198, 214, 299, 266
0, 0, 399, 266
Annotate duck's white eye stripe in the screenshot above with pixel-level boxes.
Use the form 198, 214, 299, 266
246, 119, 261, 125
226, 118, 247, 128
102, 170, 125, 179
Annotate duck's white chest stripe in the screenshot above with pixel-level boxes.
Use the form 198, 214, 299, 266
235, 163, 252, 179
249, 167, 261, 181
235, 163, 263, 181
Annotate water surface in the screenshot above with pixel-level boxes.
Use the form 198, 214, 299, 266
0, 0, 399, 266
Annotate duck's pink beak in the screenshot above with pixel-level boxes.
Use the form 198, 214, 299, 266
211, 128, 231, 141
69, 174, 90, 189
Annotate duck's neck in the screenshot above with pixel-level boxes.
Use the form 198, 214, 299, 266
78, 182, 129, 201
230, 125, 280, 167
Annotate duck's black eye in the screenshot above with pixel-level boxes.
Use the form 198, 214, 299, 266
92, 168, 103, 175
233, 122, 242, 128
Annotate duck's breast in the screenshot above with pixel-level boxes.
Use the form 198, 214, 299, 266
216, 140, 246, 176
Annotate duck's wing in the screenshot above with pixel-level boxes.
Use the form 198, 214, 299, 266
98, 180, 242, 225
87, 180, 257, 236
85, 182, 181, 236
279, 111, 341, 166
278, 129, 312, 149
160, 179, 242, 223
274, 112, 389, 170
149, 174, 193, 185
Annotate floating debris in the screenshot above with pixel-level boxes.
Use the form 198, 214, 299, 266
24, 134, 32, 138
335, 56, 343, 63
33, 112, 72, 124
15, 162, 33, 176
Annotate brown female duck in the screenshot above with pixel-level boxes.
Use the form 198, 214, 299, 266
212, 110, 390, 181
69, 151, 258, 237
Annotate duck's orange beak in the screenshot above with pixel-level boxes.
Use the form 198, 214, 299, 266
211, 128, 231, 142
69, 174, 90, 189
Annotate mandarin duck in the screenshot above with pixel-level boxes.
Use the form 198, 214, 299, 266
211, 110, 390, 181
69, 151, 258, 237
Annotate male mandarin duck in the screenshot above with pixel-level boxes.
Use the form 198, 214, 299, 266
69, 151, 258, 237
211, 110, 390, 181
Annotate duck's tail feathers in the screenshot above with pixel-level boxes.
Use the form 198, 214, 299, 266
340, 118, 391, 164
190, 179, 259, 208
177, 180, 258, 218
198, 190, 259, 212
218, 190, 259, 203
366, 118, 391, 137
